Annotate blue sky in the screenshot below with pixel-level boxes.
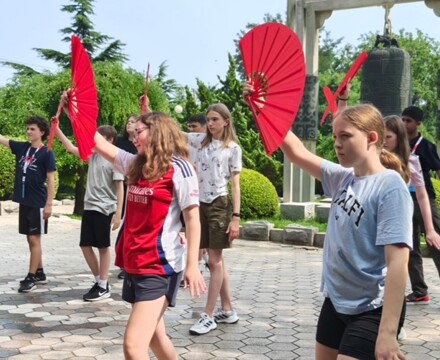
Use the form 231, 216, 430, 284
0, 1, 438, 89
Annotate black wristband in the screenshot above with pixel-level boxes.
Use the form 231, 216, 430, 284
232, 212, 241, 218
338, 97, 348, 101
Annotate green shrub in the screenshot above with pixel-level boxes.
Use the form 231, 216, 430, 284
239, 168, 279, 219
0, 145, 15, 200
432, 178, 440, 211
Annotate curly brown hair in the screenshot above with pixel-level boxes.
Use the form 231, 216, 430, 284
126, 112, 189, 184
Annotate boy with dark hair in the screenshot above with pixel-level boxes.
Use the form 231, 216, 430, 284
403, 105, 440, 304
187, 114, 207, 133
56, 125, 124, 301
0, 116, 56, 292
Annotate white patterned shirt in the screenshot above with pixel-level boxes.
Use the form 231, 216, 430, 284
188, 133, 242, 203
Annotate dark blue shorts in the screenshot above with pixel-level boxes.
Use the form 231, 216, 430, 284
122, 272, 183, 307
316, 297, 405, 360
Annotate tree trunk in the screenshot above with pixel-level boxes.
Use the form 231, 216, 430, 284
73, 164, 86, 216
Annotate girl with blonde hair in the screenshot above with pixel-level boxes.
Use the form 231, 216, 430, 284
188, 103, 242, 335
246, 81, 411, 360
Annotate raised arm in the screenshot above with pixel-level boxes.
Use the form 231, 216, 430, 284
56, 127, 79, 157
94, 132, 119, 164
280, 132, 323, 180
336, 85, 350, 114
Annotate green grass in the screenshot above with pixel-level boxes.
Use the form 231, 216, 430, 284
68, 214, 82, 221
242, 216, 327, 232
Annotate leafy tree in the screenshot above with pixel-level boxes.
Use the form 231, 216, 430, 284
2, 0, 127, 76
393, 29, 440, 138
0, 63, 168, 213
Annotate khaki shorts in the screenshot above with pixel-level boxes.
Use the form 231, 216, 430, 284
200, 195, 231, 249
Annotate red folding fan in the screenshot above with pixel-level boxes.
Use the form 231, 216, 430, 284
240, 22, 306, 156
68, 36, 98, 161
320, 51, 368, 125
47, 36, 98, 161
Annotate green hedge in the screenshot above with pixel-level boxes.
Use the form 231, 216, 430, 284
433, 178, 440, 211
0, 145, 15, 200
239, 168, 279, 219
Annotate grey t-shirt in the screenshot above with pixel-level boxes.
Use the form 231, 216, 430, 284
320, 160, 413, 315
84, 153, 124, 216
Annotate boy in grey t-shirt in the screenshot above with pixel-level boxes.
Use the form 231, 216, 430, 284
56, 125, 124, 301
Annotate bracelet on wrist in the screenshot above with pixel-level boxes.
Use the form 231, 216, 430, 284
232, 212, 241, 218
337, 97, 348, 101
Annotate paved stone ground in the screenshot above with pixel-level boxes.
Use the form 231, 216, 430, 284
0, 204, 440, 359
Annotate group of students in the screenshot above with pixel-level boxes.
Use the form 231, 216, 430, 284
0, 98, 243, 358
2, 83, 440, 359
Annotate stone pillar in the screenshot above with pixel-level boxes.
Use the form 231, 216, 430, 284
284, 1, 329, 202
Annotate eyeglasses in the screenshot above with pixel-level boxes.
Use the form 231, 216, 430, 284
134, 126, 149, 137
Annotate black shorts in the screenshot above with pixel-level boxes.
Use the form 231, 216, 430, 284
316, 297, 405, 360
19, 204, 47, 235
80, 210, 113, 248
200, 195, 231, 249
122, 272, 183, 307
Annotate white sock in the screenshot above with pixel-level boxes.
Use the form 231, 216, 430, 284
94, 275, 100, 283
98, 279, 108, 289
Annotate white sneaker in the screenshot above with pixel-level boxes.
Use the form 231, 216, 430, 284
189, 312, 217, 335
213, 308, 239, 324
398, 327, 407, 341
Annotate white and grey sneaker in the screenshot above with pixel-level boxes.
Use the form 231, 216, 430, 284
213, 308, 239, 324
189, 312, 217, 335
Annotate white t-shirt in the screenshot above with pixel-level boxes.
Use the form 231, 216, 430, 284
409, 153, 424, 190
187, 133, 242, 203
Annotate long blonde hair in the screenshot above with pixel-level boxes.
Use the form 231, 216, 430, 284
126, 112, 189, 184
338, 104, 405, 179
202, 103, 238, 148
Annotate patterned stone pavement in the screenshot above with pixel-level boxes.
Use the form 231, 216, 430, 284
0, 205, 440, 359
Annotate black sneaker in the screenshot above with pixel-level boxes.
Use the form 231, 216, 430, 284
35, 270, 48, 284
20, 270, 47, 285
83, 283, 99, 300
18, 276, 36, 293
83, 283, 110, 302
